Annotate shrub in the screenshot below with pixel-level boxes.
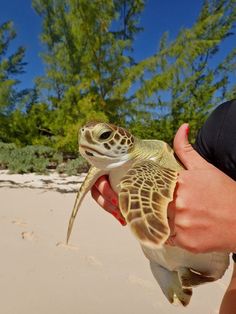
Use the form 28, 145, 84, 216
0, 141, 88, 175
3, 146, 52, 174
56, 157, 89, 176
0, 142, 17, 169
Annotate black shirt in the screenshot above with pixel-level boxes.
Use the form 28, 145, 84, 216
194, 99, 236, 181
193, 99, 236, 260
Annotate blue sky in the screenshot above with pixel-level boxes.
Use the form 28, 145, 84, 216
0, 0, 235, 90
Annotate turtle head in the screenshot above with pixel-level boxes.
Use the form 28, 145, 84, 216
79, 122, 135, 169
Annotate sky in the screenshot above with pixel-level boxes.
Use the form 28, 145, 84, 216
0, 0, 235, 90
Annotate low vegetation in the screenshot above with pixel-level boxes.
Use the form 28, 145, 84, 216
0, 142, 89, 175
0, 1, 236, 174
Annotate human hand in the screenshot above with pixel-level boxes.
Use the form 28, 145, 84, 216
168, 124, 236, 253
91, 175, 126, 226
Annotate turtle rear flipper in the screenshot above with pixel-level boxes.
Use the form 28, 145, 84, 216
150, 261, 192, 306
119, 160, 178, 248
178, 267, 215, 287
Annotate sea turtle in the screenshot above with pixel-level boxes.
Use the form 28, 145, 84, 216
67, 122, 229, 306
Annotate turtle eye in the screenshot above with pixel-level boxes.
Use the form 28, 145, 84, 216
99, 131, 112, 140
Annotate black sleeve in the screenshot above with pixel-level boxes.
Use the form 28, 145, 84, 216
194, 99, 236, 181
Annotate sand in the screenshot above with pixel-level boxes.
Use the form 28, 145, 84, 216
0, 170, 86, 192
0, 173, 233, 314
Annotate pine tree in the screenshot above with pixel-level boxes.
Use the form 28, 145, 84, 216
33, 0, 236, 151
32, 0, 144, 151
128, 0, 236, 142
0, 21, 30, 143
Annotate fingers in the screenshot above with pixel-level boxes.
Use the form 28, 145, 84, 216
91, 185, 117, 214
169, 233, 206, 253
94, 175, 119, 206
173, 123, 212, 170
91, 176, 127, 226
165, 236, 176, 246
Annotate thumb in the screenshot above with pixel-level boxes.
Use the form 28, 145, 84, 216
173, 123, 212, 170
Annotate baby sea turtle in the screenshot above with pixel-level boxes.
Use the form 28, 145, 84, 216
67, 122, 229, 306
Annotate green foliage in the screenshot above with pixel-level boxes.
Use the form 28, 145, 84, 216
56, 157, 89, 175
7, 149, 49, 174
0, 21, 35, 144
0, 141, 88, 174
0, 143, 54, 173
31, 0, 144, 151
11, 102, 54, 147
1, 0, 236, 163
0, 142, 17, 169
30, 0, 236, 150
126, 0, 236, 142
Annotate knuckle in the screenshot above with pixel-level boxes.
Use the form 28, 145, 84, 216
181, 218, 192, 230
177, 171, 188, 185
177, 238, 199, 253
184, 143, 194, 153
174, 144, 193, 156
174, 197, 185, 210
182, 239, 200, 253
186, 245, 200, 254
175, 213, 192, 232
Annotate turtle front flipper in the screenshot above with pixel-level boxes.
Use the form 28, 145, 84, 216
67, 166, 104, 243
119, 160, 178, 248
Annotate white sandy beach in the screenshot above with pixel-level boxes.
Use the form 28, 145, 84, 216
0, 172, 233, 314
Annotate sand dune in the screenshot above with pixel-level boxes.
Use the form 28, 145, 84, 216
0, 182, 233, 314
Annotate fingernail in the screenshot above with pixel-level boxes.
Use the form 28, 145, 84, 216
111, 198, 118, 206
119, 218, 127, 226
186, 124, 189, 135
